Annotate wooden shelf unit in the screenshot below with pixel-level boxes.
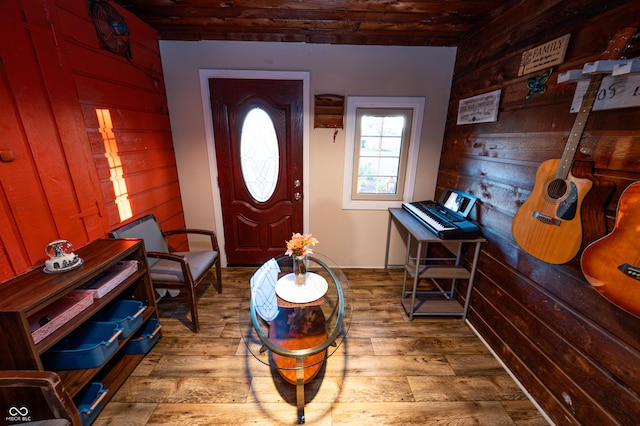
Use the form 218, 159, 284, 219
0, 238, 158, 412
314, 94, 344, 128
385, 208, 485, 320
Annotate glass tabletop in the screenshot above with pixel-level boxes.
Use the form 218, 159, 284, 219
239, 253, 353, 372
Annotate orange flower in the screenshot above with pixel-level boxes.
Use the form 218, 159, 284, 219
285, 232, 319, 257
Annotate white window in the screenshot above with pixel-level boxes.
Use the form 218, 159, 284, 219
342, 97, 425, 210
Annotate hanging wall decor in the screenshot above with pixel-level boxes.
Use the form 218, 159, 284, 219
89, 0, 132, 59
456, 89, 501, 125
526, 68, 553, 99
518, 34, 570, 76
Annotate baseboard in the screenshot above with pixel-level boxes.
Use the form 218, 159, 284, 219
465, 319, 555, 426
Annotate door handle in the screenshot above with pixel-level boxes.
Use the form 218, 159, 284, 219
294, 192, 302, 201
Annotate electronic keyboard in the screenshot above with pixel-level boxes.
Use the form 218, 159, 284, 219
402, 201, 481, 240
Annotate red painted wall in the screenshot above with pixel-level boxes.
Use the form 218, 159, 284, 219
0, 0, 185, 281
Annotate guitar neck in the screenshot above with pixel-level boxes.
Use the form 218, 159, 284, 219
556, 27, 637, 181
556, 74, 603, 180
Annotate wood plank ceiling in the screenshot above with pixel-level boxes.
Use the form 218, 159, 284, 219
113, 0, 513, 46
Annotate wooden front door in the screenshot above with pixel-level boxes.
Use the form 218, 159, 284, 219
210, 79, 303, 265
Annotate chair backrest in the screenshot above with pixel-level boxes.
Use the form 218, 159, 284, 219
110, 215, 169, 266
250, 258, 280, 322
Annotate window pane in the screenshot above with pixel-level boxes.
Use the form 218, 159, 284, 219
357, 176, 397, 194
357, 176, 376, 193
381, 116, 405, 136
356, 113, 405, 196
379, 137, 402, 156
360, 137, 381, 156
378, 157, 400, 175
361, 116, 383, 136
358, 157, 378, 176
240, 108, 279, 202
358, 157, 399, 176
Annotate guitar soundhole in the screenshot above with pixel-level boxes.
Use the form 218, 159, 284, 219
547, 179, 567, 199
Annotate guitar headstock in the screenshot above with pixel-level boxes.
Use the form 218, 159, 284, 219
620, 31, 640, 60
602, 27, 638, 60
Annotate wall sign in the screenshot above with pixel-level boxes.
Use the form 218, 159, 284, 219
518, 34, 570, 76
570, 74, 640, 112
457, 89, 501, 125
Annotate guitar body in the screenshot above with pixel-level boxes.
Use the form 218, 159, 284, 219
512, 159, 593, 264
572, 160, 616, 251
581, 182, 640, 318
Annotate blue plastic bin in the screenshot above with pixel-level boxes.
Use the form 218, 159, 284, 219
74, 382, 108, 426
123, 318, 162, 354
42, 322, 123, 370
90, 299, 146, 338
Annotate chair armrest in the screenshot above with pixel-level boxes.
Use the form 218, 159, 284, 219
0, 371, 82, 425
146, 251, 187, 262
146, 251, 195, 284
162, 228, 220, 251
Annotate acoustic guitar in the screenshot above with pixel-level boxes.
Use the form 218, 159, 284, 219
512, 28, 637, 264
581, 182, 640, 318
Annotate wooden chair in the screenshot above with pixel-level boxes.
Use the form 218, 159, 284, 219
111, 214, 222, 332
0, 370, 81, 425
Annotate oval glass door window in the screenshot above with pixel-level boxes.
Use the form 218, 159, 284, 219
240, 108, 279, 202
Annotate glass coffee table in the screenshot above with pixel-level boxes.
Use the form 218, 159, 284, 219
239, 253, 353, 424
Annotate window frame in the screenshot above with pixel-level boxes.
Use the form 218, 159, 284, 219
342, 96, 425, 210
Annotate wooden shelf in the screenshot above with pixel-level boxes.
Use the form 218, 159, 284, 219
33, 268, 149, 354
314, 94, 344, 128
0, 238, 158, 418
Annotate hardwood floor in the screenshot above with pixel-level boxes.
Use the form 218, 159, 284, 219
95, 268, 549, 425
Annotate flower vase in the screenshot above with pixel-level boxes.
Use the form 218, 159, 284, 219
293, 255, 308, 286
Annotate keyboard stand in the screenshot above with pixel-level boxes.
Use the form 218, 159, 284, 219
385, 208, 486, 320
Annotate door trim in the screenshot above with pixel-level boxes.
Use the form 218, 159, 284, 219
199, 69, 310, 266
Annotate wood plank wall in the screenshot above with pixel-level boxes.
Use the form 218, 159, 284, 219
0, 0, 187, 281
0, 0, 109, 279
57, 0, 186, 236
441, 1, 640, 424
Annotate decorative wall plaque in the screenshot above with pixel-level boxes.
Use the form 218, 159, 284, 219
518, 34, 570, 76
456, 89, 501, 125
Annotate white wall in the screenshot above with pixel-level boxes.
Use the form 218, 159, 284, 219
159, 40, 456, 267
